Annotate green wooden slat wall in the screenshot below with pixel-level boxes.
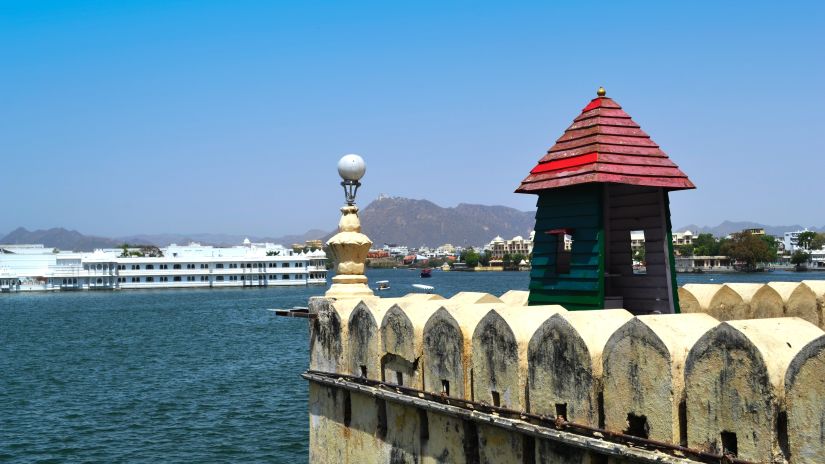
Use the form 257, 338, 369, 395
528, 184, 605, 310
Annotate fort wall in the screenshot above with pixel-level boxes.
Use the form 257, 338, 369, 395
307, 283, 825, 463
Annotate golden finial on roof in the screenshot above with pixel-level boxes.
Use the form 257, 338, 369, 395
597, 87, 606, 97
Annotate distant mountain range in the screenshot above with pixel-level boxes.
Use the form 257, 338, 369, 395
0, 227, 124, 251
4, 198, 821, 252
675, 221, 825, 237
0, 227, 329, 252
353, 196, 535, 247
0, 197, 537, 251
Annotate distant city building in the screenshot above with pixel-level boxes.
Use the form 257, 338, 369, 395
632, 230, 693, 251
784, 229, 810, 252
486, 234, 534, 260
439, 244, 456, 255
675, 255, 733, 272
367, 250, 389, 259
742, 228, 766, 236
382, 244, 409, 257
630, 230, 645, 251
672, 230, 694, 246
292, 239, 324, 252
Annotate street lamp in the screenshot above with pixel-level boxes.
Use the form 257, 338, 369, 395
338, 154, 366, 206
325, 153, 374, 298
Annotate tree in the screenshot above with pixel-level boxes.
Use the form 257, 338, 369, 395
479, 250, 492, 267
790, 249, 811, 270
809, 233, 825, 251
675, 245, 693, 257
759, 235, 780, 259
723, 232, 776, 272
428, 257, 445, 268
266, 250, 280, 256
692, 233, 720, 256
797, 231, 817, 250
460, 248, 480, 268
633, 246, 646, 263
511, 253, 526, 267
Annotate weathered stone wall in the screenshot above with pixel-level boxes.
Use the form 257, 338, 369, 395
679, 281, 823, 329
307, 286, 825, 463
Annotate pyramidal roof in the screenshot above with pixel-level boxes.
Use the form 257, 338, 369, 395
516, 88, 694, 193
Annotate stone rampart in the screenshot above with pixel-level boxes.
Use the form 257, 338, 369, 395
308, 286, 825, 463
679, 281, 823, 329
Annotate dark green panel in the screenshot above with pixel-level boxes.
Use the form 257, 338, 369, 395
528, 184, 605, 310
665, 194, 680, 313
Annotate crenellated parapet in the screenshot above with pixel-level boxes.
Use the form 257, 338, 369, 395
306, 286, 825, 463
678, 281, 825, 329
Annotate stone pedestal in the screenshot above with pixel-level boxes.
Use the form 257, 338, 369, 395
325, 205, 374, 299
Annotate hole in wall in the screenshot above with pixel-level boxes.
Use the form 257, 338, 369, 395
470, 369, 474, 401
491, 390, 500, 407
678, 399, 688, 446
395, 371, 403, 386
557, 234, 573, 274
522, 434, 536, 464
597, 392, 605, 429
624, 413, 650, 439
555, 403, 568, 421
441, 379, 450, 396
721, 431, 737, 457
463, 420, 480, 464
343, 390, 352, 427
360, 365, 367, 378
376, 399, 387, 439
631, 230, 646, 275
778, 411, 790, 460
418, 409, 429, 442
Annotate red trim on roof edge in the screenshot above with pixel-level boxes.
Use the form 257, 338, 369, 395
530, 152, 598, 174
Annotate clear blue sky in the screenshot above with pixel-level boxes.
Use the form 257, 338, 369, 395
2, 1, 823, 238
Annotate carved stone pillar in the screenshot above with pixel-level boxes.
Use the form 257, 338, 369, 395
325, 205, 374, 299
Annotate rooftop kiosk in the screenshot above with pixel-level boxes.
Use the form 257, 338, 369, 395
516, 88, 694, 314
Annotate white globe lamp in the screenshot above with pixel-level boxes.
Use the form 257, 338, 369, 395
337, 154, 366, 205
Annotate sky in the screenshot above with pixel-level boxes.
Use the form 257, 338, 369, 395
1, 1, 824, 238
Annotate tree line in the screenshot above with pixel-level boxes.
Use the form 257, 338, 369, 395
674, 231, 825, 271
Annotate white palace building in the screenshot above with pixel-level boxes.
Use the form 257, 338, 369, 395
0, 240, 327, 292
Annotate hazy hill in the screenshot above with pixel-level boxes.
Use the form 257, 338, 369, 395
675, 220, 825, 237
119, 229, 328, 248
0, 227, 330, 251
0, 227, 122, 251
353, 197, 536, 247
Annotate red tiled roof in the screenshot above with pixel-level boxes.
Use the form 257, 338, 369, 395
516, 91, 694, 193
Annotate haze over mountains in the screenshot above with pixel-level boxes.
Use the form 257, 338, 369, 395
2, 196, 823, 251
674, 221, 825, 237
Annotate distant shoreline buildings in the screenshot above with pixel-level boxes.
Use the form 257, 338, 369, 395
0, 240, 327, 293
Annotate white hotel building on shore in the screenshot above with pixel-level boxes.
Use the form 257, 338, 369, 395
0, 240, 327, 293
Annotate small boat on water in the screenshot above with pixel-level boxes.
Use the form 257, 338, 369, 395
412, 283, 434, 294
420, 268, 432, 278
376, 280, 390, 291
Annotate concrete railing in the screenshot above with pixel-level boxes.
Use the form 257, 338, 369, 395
306, 287, 825, 463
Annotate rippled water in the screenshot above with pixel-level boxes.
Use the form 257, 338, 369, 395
2, 269, 822, 462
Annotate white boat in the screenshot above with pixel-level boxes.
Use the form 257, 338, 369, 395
0, 240, 328, 292
412, 283, 434, 293
376, 280, 390, 291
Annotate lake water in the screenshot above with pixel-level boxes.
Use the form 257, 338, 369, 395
2, 269, 824, 463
